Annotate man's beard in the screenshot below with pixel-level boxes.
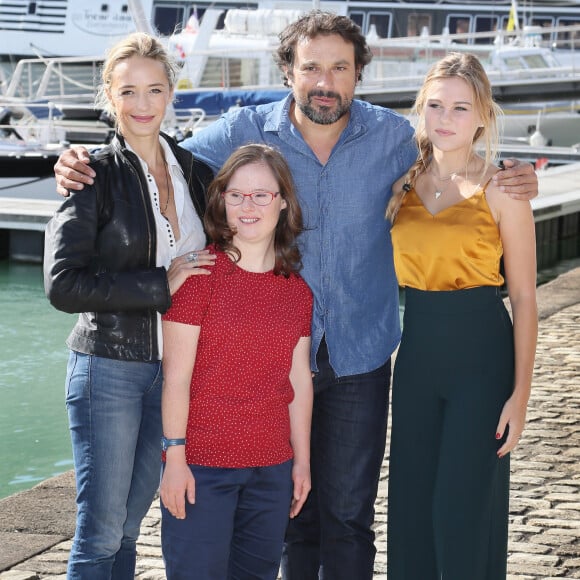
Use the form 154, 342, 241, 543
296, 90, 352, 125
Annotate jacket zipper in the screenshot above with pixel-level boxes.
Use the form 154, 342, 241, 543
125, 152, 157, 360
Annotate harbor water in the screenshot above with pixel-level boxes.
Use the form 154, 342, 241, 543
0, 261, 75, 500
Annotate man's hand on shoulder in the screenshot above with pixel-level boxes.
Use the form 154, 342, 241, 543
492, 158, 538, 201
54, 146, 95, 197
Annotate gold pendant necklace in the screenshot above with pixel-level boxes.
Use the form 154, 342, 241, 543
429, 167, 461, 200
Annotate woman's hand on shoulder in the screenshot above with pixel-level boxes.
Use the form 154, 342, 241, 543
167, 249, 216, 295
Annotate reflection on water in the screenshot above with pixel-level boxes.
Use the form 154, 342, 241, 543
0, 261, 75, 499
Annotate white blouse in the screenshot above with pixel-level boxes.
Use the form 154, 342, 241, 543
128, 137, 206, 356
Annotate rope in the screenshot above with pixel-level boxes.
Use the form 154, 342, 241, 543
0, 176, 51, 191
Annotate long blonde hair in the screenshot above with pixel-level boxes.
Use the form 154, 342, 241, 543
386, 52, 502, 222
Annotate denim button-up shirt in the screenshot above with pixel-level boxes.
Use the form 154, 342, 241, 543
182, 95, 417, 377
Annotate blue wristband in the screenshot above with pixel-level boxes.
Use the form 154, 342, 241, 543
161, 436, 186, 451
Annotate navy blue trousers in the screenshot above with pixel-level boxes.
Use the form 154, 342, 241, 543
161, 461, 293, 580
387, 286, 513, 580
282, 338, 391, 580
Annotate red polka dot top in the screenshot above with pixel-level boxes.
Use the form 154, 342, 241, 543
163, 247, 313, 468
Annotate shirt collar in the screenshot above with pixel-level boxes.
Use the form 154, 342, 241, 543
125, 135, 180, 174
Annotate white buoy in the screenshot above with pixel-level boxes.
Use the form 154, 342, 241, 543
529, 109, 548, 147
529, 129, 548, 148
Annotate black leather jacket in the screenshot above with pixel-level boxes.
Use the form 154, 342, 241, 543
44, 132, 213, 362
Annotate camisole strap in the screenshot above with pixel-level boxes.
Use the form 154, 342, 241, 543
482, 175, 494, 193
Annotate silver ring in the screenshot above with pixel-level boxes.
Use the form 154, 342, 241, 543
187, 252, 198, 263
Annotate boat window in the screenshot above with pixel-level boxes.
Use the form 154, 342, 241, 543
213, 10, 228, 31
349, 11, 364, 31
555, 18, 580, 49
27, 2, 36, 15
180, 5, 213, 30
407, 14, 431, 37
190, 7, 204, 21
500, 15, 525, 32
500, 53, 549, 72
368, 12, 391, 39
530, 17, 555, 43
199, 56, 278, 88
154, 5, 187, 36
446, 15, 471, 43
474, 16, 499, 44
502, 56, 523, 70
522, 54, 550, 69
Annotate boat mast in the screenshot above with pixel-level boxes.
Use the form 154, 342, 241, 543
126, 0, 156, 35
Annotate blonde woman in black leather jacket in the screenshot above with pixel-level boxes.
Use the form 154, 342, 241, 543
43, 33, 214, 580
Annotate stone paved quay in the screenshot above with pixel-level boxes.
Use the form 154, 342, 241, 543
1, 267, 579, 580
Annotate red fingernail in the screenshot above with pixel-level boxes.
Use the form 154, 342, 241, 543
495, 433, 501, 439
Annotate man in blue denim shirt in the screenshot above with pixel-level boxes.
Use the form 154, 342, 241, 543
188, 90, 415, 377
54, 11, 538, 580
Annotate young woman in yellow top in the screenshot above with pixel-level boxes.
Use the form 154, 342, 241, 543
386, 53, 537, 579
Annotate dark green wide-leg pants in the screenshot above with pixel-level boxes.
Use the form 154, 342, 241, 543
387, 286, 514, 580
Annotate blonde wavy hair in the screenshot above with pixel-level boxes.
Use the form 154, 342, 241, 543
386, 52, 502, 222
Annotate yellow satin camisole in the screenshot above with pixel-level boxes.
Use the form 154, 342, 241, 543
391, 183, 504, 291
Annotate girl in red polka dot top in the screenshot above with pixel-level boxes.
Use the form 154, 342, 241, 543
159, 144, 313, 580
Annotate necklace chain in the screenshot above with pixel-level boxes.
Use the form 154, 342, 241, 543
429, 168, 460, 199
428, 164, 485, 200
428, 166, 464, 181
160, 159, 172, 216
428, 163, 468, 199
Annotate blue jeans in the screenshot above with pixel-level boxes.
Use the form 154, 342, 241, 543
65, 351, 163, 580
161, 461, 293, 580
281, 339, 391, 580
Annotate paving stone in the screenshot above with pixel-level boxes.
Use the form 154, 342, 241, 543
508, 541, 553, 554
527, 517, 580, 529
0, 572, 40, 580
508, 552, 561, 566
507, 565, 566, 577
136, 572, 166, 580
528, 533, 579, 547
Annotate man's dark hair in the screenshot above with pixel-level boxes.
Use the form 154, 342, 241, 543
274, 10, 373, 86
